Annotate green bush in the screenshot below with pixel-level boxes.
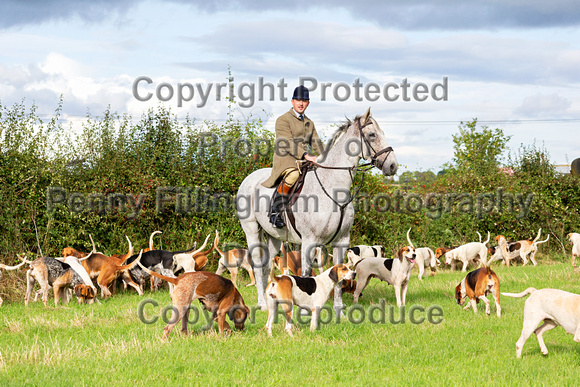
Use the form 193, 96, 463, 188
0, 100, 578, 303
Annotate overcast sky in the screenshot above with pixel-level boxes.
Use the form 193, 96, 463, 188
1, 0, 579, 174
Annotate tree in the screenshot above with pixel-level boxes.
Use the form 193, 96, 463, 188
452, 118, 511, 175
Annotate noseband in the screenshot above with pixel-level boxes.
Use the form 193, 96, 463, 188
356, 117, 393, 170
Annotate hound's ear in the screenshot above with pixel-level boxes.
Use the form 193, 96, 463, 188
74, 285, 83, 297
329, 266, 339, 283
397, 248, 404, 262
362, 107, 371, 124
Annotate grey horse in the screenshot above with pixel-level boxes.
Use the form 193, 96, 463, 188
237, 108, 398, 313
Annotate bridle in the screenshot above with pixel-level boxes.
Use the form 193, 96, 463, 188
356, 116, 394, 170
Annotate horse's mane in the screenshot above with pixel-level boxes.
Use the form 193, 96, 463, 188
326, 115, 362, 151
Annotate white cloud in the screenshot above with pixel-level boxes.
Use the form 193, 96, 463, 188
515, 93, 572, 117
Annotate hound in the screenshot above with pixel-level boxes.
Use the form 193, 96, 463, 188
125, 233, 214, 293
59, 253, 99, 304
567, 233, 580, 267
435, 246, 457, 264
487, 245, 504, 265
494, 229, 549, 266
502, 287, 580, 357
273, 246, 356, 295
172, 233, 214, 275
273, 245, 323, 276
137, 262, 250, 338
62, 234, 103, 258
265, 264, 355, 336
0, 256, 28, 306
25, 254, 122, 306
443, 232, 490, 272
73, 237, 144, 297
214, 231, 255, 286
406, 228, 437, 280
414, 247, 438, 279
346, 244, 384, 266
353, 232, 417, 306
455, 266, 501, 317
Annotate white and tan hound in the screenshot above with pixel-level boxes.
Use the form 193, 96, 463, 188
443, 232, 490, 272
502, 287, 580, 357
406, 228, 437, 280
213, 231, 255, 287
567, 232, 580, 267
494, 229, 549, 266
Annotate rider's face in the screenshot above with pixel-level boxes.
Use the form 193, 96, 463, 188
292, 98, 309, 115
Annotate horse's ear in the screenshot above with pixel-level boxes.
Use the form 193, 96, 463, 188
362, 107, 372, 123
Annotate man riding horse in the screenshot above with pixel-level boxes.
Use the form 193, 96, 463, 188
262, 85, 324, 228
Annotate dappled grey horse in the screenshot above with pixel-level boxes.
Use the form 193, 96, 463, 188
236, 108, 398, 313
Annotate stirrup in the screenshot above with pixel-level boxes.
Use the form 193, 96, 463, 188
270, 213, 285, 228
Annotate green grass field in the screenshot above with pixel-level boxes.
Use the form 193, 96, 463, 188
1, 256, 580, 385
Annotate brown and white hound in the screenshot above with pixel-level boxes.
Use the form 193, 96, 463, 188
138, 262, 250, 338
214, 231, 255, 287
455, 266, 501, 317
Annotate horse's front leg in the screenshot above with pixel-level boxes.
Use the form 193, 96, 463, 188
332, 236, 350, 319
262, 234, 282, 309
301, 241, 317, 277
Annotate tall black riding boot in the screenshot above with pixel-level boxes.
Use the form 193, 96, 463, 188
269, 183, 291, 228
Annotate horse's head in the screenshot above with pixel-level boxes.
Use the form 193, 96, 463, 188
355, 108, 398, 176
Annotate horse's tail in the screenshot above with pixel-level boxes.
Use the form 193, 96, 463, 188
501, 287, 537, 298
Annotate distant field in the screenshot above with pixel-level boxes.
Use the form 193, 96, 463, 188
1, 256, 580, 385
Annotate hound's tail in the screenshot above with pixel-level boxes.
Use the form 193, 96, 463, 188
148, 230, 162, 251
501, 287, 537, 298
213, 231, 225, 258
535, 234, 550, 246
0, 255, 28, 271
137, 261, 179, 285
268, 257, 279, 283
532, 228, 542, 244
119, 250, 143, 271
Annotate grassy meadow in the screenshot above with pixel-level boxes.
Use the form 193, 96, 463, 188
1, 255, 580, 385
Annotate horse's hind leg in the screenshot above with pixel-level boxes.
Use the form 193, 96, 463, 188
243, 225, 278, 310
